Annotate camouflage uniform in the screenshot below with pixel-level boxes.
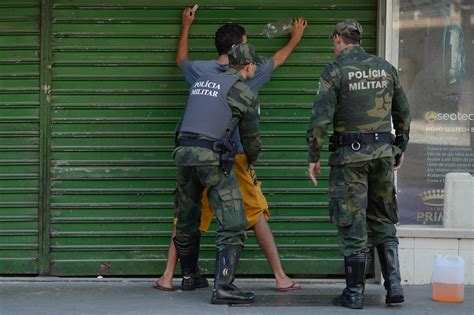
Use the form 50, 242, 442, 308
174, 70, 261, 247
174, 43, 261, 304
307, 20, 411, 308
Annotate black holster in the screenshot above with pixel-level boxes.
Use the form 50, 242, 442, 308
214, 130, 238, 176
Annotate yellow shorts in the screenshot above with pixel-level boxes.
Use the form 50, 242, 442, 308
199, 153, 269, 232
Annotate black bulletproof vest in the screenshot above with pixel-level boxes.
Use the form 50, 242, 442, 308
179, 73, 239, 140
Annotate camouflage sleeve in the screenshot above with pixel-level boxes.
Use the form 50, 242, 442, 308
391, 66, 411, 152
306, 64, 338, 163
227, 81, 261, 163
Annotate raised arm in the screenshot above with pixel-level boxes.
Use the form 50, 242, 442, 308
272, 17, 308, 69
176, 6, 198, 67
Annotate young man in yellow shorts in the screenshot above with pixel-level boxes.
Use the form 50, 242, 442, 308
154, 6, 307, 291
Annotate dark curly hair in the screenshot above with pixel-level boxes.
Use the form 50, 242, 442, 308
214, 23, 246, 55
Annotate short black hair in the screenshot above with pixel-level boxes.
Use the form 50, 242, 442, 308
214, 23, 246, 55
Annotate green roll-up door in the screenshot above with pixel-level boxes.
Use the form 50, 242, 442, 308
47, 0, 377, 276
0, 1, 40, 274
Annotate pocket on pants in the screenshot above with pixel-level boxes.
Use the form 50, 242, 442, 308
215, 188, 246, 232
329, 187, 353, 227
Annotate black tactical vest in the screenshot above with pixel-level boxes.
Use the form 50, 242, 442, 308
179, 73, 239, 139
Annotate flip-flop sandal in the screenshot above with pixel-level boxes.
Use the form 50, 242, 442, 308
153, 281, 175, 291
275, 281, 301, 292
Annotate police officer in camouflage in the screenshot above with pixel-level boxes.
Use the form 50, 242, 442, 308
306, 20, 411, 309
173, 43, 262, 305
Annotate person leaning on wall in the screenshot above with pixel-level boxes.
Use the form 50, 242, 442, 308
154, 5, 307, 293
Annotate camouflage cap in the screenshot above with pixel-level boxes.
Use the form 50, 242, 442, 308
331, 19, 363, 40
228, 43, 263, 65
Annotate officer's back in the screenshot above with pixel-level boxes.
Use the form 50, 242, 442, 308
332, 48, 396, 134
174, 44, 262, 167
310, 20, 410, 166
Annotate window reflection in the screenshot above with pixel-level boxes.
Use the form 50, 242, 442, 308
395, 0, 473, 225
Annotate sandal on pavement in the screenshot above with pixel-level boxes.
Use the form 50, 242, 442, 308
153, 280, 175, 291
275, 281, 301, 292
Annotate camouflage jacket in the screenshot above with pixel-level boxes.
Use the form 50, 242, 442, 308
306, 45, 411, 165
174, 68, 261, 166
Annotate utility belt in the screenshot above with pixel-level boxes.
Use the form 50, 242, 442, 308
329, 132, 393, 152
176, 137, 217, 151
176, 133, 237, 176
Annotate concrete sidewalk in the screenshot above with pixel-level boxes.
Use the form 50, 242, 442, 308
0, 278, 472, 315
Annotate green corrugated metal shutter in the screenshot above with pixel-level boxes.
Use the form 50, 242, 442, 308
1, 0, 377, 276
0, 0, 40, 274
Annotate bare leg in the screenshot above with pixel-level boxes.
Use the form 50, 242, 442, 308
253, 214, 300, 290
155, 225, 177, 289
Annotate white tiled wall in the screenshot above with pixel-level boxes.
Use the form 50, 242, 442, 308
459, 239, 474, 284
398, 238, 415, 285
398, 237, 474, 285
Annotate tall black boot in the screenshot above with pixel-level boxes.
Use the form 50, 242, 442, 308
377, 241, 404, 304
194, 264, 209, 289
210, 244, 255, 304
173, 236, 207, 291
333, 251, 367, 309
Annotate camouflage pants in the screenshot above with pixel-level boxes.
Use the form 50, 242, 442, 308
329, 157, 399, 256
174, 165, 247, 247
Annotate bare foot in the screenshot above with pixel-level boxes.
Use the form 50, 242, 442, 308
275, 276, 301, 291
153, 275, 174, 291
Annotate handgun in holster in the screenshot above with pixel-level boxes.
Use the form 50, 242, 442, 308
328, 134, 339, 152
214, 128, 238, 176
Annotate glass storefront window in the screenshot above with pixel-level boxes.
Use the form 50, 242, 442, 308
389, 0, 473, 224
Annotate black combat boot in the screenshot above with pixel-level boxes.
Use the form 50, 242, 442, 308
173, 236, 207, 291
333, 251, 367, 309
210, 244, 255, 304
194, 264, 209, 289
377, 241, 404, 304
